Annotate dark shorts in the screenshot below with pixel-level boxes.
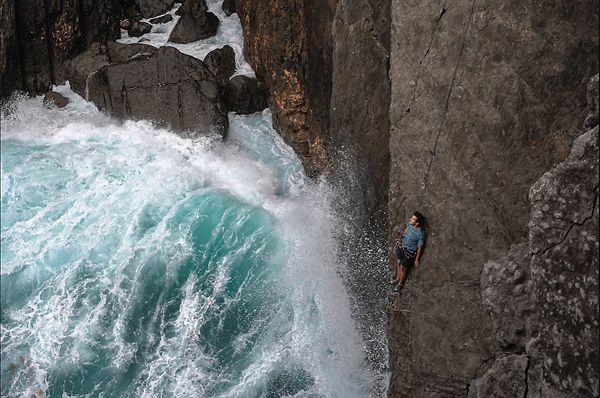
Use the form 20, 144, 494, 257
395, 246, 415, 267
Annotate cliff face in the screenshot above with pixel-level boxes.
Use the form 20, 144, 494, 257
387, 1, 598, 395
235, 0, 337, 177
234, 1, 598, 397
0, 0, 121, 97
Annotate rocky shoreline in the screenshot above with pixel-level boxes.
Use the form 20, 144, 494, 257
1, 1, 598, 397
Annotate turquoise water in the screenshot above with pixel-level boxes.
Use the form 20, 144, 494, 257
0, 89, 374, 397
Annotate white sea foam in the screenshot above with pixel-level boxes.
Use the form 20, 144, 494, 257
1, 86, 378, 397
117, 1, 254, 77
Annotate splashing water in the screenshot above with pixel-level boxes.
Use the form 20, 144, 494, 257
0, 84, 378, 397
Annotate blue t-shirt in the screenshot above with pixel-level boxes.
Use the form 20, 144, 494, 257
402, 223, 425, 253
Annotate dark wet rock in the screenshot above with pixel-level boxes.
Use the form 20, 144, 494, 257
64, 42, 157, 98
203, 45, 236, 85
43, 91, 70, 108
149, 14, 173, 24
468, 354, 529, 398
583, 74, 599, 130
222, 0, 236, 16
223, 75, 268, 114
123, 4, 143, 20
1, 0, 121, 97
121, 19, 152, 37
87, 46, 228, 137
481, 243, 537, 350
135, 0, 174, 18
1, 0, 21, 97
169, 0, 219, 43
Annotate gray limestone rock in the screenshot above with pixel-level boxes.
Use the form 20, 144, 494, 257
467, 354, 529, 398
87, 46, 228, 137
528, 126, 599, 397
481, 243, 537, 350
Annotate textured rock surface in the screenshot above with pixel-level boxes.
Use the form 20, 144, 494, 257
169, 0, 219, 43
481, 243, 536, 350
467, 354, 529, 398
135, 0, 173, 18
387, 0, 598, 395
64, 42, 157, 98
0, 0, 21, 97
203, 45, 236, 85
527, 125, 599, 397
123, 20, 153, 37
584, 74, 599, 130
235, 0, 336, 177
1, 0, 122, 97
43, 91, 70, 108
222, 0, 236, 16
223, 75, 268, 114
87, 46, 228, 137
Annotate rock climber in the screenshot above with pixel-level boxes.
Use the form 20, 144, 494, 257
390, 211, 425, 292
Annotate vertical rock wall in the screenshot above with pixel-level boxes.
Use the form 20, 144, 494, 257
0, 0, 121, 97
235, 0, 337, 177
387, 0, 598, 396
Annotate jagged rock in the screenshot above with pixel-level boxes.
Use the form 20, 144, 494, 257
121, 19, 152, 37
123, 4, 143, 20
467, 354, 529, 398
149, 14, 173, 24
480, 243, 537, 350
528, 125, 599, 397
87, 46, 228, 137
222, 0, 236, 16
235, 0, 335, 176
203, 45, 236, 85
169, 0, 218, 43
135, 0, 174, 18
64, 42, 157, 98
1, 0, 121, 97
583, 74, 599, 130
43, 91, 69, 108
223, 75, 268, 114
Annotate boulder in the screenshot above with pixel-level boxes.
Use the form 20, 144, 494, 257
223, 75, 268, 114
64, 42, 157, 98
169, 0, 219, 43
149, 14, 173, 24
87, 46, 228, 137
203, 45, 236, 85
43, 91, 69, 108
135, 0, 174, 18
222, 0, 236, 16
121, 19, 152, 37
